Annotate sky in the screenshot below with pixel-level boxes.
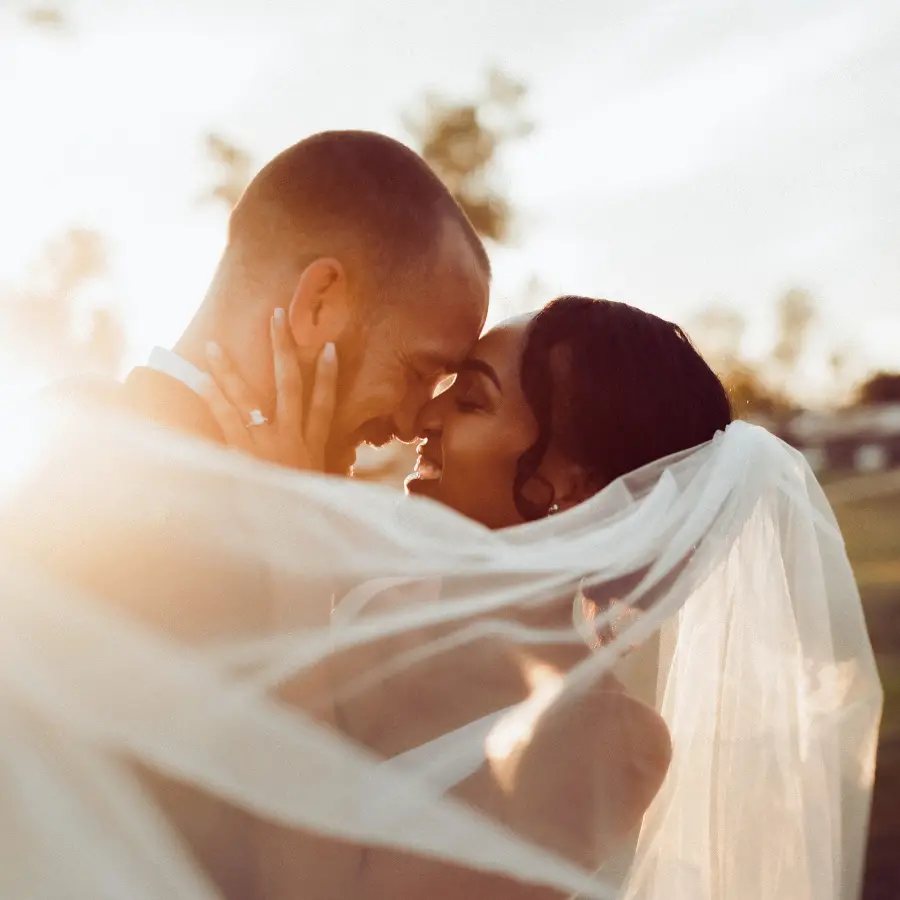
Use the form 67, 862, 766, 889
0, 0, 898, 402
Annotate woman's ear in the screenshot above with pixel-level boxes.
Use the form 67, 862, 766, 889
287, 258, 351, 363
542, 453, 603, 513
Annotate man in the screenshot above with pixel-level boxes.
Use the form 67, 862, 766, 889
78, 130, 490, 473
22, 130, 492, 896
13, 133, 665, 899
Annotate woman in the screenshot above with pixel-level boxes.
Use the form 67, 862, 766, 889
199, 296, 734, 896
405, 296, 732, 527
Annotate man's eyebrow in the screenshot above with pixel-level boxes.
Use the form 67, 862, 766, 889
406, 352, 457, 379
454, 358, 502, 392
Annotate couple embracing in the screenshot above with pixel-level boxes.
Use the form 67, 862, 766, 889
1, 131, 882, 900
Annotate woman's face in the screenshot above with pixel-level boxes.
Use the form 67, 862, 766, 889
406, 316, 545, 529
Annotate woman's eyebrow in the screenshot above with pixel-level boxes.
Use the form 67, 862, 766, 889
455, 359, 502, 392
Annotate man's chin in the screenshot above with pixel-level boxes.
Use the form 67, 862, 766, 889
405, 474, 441, 498
325, 447, 357, 476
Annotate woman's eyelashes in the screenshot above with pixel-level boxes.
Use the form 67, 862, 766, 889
454, 397, 483, 413
452, 382, 489, 413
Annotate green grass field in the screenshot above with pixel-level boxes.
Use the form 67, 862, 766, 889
825, 472, 900, 900
827, 473, 900, 732
829, 475, 900, 591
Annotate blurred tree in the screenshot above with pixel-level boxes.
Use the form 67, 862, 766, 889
404, 68, 533, 243
855, 372, 900, 406
688, 304, 747, 370
721, 365, 793, 422
202, 133, 253, 210
828, 347, 851, 385
825, 344, 867, 405
20, 3, 70, 32
771, 287, 816, 385
688, 304, 795, 422
0, 228, 125, 376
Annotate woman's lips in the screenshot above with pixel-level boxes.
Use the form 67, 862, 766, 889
410, 439, 443, 483
413, 455, 443, 480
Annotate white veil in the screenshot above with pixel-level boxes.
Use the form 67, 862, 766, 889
0, 400, 882, 900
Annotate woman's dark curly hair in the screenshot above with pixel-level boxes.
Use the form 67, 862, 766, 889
512, 296, 733, 520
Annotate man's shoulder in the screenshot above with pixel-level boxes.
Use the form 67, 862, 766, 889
39, 374, 127, 411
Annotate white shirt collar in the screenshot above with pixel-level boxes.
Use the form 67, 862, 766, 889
146, 347, 207, 397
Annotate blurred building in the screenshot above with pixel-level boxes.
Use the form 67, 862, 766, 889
785, 404, 900, 474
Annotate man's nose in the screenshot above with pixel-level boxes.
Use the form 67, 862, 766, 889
393, 400, 426, 443
394, 388, 441, 443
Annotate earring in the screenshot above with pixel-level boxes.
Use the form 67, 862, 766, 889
548, 503, 560, 515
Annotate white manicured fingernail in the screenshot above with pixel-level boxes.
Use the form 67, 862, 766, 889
322, 342, 336, 363
206, 341, 222, 360
274, 307, 286, 324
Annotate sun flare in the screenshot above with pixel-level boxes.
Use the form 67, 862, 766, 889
0, 394, 54, 501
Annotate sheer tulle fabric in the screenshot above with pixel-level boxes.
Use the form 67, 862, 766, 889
0, 403, 881, 899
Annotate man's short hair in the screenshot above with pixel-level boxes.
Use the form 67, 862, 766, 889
228, 131, 490, 306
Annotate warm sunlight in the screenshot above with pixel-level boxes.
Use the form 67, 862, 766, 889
2, 0, 898, 410
0, 6, 896, 897
0, 9, 242, 379
485, 661, 564, 790
0, 392, 51, 502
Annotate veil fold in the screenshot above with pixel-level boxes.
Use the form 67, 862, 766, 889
0, 402, 882, 899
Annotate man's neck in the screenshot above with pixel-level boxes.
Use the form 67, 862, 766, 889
175, 321, 276, 421
173, 302, 220, 371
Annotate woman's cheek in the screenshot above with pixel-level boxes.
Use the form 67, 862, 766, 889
445, 428, 495, 493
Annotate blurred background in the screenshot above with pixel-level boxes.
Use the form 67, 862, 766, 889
1, 1, 898, 895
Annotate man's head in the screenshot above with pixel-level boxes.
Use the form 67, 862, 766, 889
186, 131, 490, 473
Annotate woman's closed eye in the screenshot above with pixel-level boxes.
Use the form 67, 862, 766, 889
455, 396, 484, 413
453, 384, 489, 413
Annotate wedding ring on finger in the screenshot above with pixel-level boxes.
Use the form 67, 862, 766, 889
246, 409, 268, 428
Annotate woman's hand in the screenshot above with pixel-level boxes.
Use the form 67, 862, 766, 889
200, 307, 338, 471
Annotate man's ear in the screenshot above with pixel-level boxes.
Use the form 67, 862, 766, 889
287, 258, 352, 363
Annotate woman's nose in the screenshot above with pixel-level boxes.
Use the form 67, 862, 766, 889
414, 393, 444, 437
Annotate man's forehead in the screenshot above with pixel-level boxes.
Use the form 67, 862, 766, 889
399, 301, 486, 364
407, 342, 471, 371
427, 218, 490, 315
